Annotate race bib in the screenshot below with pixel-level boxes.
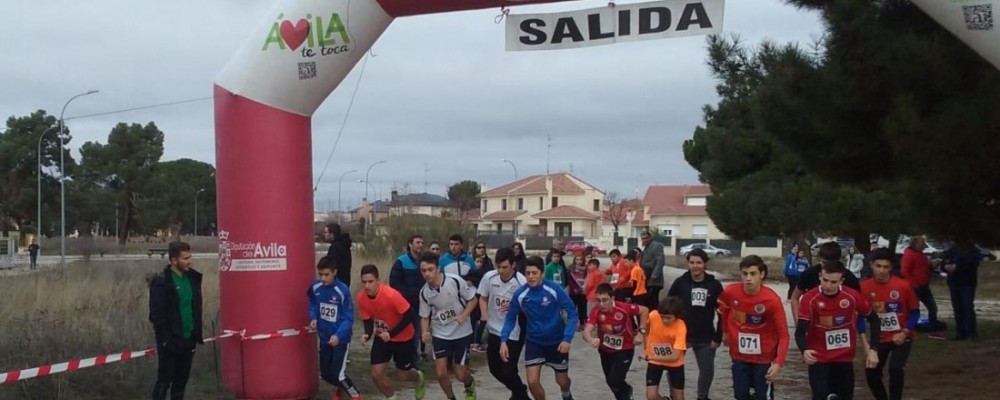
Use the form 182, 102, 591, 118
494, 296, 511, 310
437, 309, 458, 323
651, 343, 673, 357
609, 273, 620, 285
691, 288, 708, 307
825, 329, 851, 350
602, 334, 625, 350
374, 319, 389, 334
319, 303, 337, 322
878, 313, 901, 332
737, 332, 762, 355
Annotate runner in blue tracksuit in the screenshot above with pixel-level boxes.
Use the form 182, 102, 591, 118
308, 256, 360, 399
500, 256, 578, 400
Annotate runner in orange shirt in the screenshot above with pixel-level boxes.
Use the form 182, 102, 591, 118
356, 264, 426, 400
605, 249, 634, 301
585, 258, 608, 314
628, 249, 648, 306
641, 296, 688, 400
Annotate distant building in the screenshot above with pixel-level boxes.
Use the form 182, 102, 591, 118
349, 199, 390, 223
476, 172, 604, 238
388, 191, 457, 217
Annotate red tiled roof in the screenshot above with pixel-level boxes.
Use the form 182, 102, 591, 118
482, 210, 527, 221
633, 219, 649, 226
461, 209, 482, 221
643, 185, 711, 216
479, 173, 591, 197
532, 205, 597, 219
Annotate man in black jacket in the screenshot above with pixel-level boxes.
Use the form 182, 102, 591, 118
667, 248, 723, 400
149, 241, 203, 400
324, 223, 353, 287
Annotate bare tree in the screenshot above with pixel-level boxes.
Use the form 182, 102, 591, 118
605, 191, 629, 238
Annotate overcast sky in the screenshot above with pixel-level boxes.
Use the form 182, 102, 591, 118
2, 0, 821, 211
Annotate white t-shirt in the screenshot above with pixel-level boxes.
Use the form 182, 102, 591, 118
419, 273, 477, 340
478, 270, 527, 341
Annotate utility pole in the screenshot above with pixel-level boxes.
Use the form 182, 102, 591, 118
424, 163, 429, 193
546, 134, 552, 175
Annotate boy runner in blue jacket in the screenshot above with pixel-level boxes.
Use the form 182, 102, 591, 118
308, 256, 361, 400
500, 256, 578, 400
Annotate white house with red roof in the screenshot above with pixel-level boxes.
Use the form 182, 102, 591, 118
641, 185, 724, 239
476, 172, 604, 238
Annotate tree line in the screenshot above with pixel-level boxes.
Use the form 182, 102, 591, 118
0, 110, 216, 243
684, 0, 1000, 250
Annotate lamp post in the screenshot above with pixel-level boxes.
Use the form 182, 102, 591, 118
363, 160, 386, 200
501, 158, 518, 181
194, 188, 205, 236
59, 90, 99, 266
36, 125, 60, 250
337, 169, 357, 213
358, 179, 377, 200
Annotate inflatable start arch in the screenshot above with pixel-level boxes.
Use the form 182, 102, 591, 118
212, 0, 999, 398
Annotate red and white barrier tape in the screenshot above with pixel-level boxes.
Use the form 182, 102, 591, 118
243, 327, 314, 341
0, 329, 287, 385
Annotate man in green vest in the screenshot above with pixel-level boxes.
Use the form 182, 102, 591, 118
149, 241, 203, 400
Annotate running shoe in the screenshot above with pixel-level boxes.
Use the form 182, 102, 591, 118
414, 370, 426, 400
464, 376, 477, 400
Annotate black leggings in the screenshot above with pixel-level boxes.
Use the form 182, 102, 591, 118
570, 293, 587, 326
808, 362, 854, 400
865, 340, 912, 400
785, 276, 799, 299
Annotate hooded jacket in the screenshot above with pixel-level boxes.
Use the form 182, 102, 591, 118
149, 266, 204, 352
440, 251, 478, 286
326, 234, 353, 286
390, 252, 425, 309
667, 271, 724, 344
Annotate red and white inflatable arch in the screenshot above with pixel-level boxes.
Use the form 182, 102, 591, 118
212, 0, 998, 398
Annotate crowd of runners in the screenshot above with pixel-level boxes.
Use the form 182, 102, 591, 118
308, 224, 950, 400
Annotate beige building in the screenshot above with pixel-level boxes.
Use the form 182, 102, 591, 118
476, 172, 604, 238
642, 185, 724, 239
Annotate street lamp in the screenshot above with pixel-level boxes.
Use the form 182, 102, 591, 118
363, 160, 387, 200
501, 159, 518, 181
36, 125, 60, 250
194, 188, 205, 236
59, 90, 99, 266
358, 179, 377, 200
337, 169, 357, 213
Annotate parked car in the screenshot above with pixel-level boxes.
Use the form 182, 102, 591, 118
565, 241, 607, 255
678, 243, 732, 257
894, 239, 941, 255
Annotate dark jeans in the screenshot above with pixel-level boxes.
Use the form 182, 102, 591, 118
646, 286, 663, 310
865, 340, 912, 400
913, 285, 939, 326
487, 334, 530, 400
808, 362, 854, 400
731, 360, 773, 400
29, 255, 37, 270
690, 342, 717, 399
152, 345, 195, 400
949, 283, 978, 339
471, 308, 485, 346
570, 293, 587, 327
785, 276, 799, 299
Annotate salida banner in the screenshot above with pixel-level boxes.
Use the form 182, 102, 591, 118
505, 0, 725, 51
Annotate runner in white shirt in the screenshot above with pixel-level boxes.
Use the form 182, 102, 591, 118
478, 247, 530, 400
418, 252, 479, 400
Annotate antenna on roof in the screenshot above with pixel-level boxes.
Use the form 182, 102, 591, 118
546, 134, 552, 175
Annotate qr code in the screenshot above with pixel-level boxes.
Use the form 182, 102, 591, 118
298, 61, 317, 80
963, 4, 993, 31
